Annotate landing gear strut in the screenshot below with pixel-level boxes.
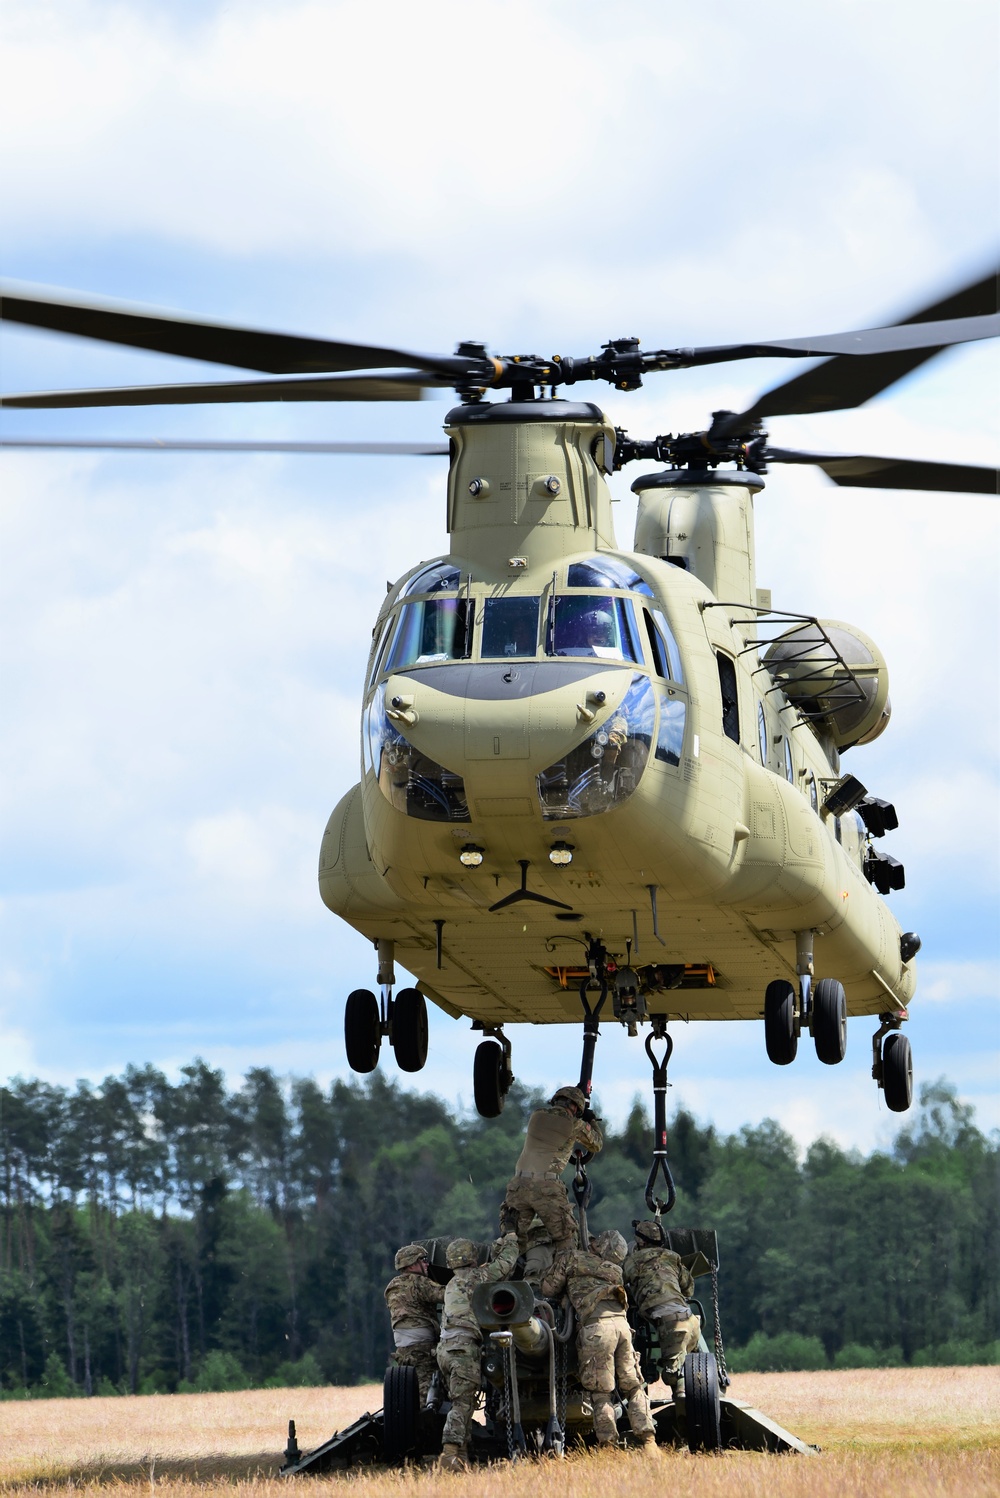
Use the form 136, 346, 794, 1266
473, 1024, 514, 1118
872, 1010, 913, 1112
763, 930, 848, 1067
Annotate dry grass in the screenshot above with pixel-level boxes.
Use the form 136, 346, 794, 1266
0, 1367, 996, 1497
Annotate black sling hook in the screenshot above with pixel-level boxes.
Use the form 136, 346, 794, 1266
644, 1030, 677, 1215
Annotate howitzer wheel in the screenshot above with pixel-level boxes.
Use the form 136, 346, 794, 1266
812, 978, 847, 1064
882, 1032, 913, 1112
764, 980, 797, 1065
345, 989, 381, 1073
392, 987, 428, 1072
682, 1350, 722, 1452
383, 1363, 421, 1463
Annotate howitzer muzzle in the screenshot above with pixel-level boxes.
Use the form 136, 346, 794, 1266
471, 1280, 550, 1360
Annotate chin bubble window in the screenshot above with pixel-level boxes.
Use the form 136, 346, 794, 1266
537, 673, 654, 819
548, 594, 641, 662
364, 685, 470, 822
481, 596, 540, 658
385, 597, 471, 671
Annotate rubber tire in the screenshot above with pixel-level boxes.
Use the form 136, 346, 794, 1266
392, 988, 428, 1073
345, 989, 381, 1073
812, 977, 848, 1065
383, 1363, 421, 1464
473, 1040, 506, 1118
764, 980, 798, 1065
883, 1032, 913, 1113
682, 1350, 722, 1453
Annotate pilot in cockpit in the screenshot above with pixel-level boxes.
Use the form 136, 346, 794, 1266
557, 603, 618, 658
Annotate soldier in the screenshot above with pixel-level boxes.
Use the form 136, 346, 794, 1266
383, 1243, 445, 1404
502, 1085, 604, 1253
436, 1232, 520, 1472
623, 1221, 701, 1394
541, 1228, 659, 1456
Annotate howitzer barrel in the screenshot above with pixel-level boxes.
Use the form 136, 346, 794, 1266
471, 1280, 550, 1360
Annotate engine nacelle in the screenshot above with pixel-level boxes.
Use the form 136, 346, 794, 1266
764, 618, 890, 751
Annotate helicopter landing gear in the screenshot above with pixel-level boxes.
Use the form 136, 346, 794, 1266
392, 987, 428, 1073
872, 1011, 913, 1111
344, 941, 428, 1076
812, 977, 847, 1064
345, 989, 381, 1072
473, 1024, 514, 1118
764, 980, 797, 1065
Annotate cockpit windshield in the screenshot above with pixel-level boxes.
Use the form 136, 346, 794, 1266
547, 594, 642, 662
385, 597, 471, 671
481, 596, 540, 658
567, 556, 654, 595
401, 561, 462, 596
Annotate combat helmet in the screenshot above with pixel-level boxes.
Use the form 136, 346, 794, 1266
550, 1084, 586, 1111
634, 1219, 665, 1246
594, 1229, 628, 1264
446, 1238, 479, 1268
394, 1243, 428, 1271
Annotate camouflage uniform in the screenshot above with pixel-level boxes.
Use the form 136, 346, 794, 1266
384, 1248, 445, 1404
437, 1234, 520, 1452
623, 1232, 700, 1381
541, 1242, 655, 1446
502, 1089, 604, 1253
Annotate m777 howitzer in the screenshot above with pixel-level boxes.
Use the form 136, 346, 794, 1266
279, 1230, 816, 1472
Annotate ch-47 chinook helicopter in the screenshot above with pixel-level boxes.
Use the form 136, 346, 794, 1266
2, 270, 997, 1130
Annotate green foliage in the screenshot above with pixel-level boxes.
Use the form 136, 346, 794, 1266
730, 1332, 829, 1371
0, 1067, 996, 1390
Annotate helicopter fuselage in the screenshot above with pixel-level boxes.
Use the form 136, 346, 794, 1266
319, 400, 915, 1032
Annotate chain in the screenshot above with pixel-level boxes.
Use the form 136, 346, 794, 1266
711, 1259, 730, 1389
500, 1341, 515, 1460
556, 1335, 568, 1433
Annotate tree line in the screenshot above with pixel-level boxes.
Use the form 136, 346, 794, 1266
0, 1062, 996, 1396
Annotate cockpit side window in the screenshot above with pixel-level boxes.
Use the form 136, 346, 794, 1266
644, 608, 684, 682
481, 596, 540, 658
547, 595, 641, 662
567, 556, 654, 595
401, 562, 461, 596
717, 652, 740, 743
386, 597, 471, 671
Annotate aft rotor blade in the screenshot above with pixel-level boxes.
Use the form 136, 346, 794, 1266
672, 312, 999, 370
0, 286, 471, 377
766, 446, 999, 494
0, 437, 450, 454
0, 373, 434, 409
729, 268, 1000, 424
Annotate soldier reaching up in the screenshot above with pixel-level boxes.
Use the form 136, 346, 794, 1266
436, 1233, 520, 1472
541, 1228, 659, 1456
623, 1221, 701, 1395
502, 1085, 604, 1253
383, 1244, 444, 1404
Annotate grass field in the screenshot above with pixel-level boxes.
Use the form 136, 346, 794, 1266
1, 1367, 997, 1497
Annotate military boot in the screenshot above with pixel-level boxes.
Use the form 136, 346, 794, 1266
436, 1443, 467, 1472
637, 1432, 662, 1459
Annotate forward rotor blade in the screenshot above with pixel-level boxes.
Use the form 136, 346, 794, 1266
766, 446, 999, 494
728, 268, 1000, 425
0, 373, 434, 409
0, 286, 471, 377
0, 437, 449, 455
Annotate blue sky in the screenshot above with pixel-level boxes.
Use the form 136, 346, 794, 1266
0, 0, 997, 1149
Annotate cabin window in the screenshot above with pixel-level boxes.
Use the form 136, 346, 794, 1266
757, 702, 768, 765
401, 561, 461, 596
644, 608, 684, 682
364, 684, 470, 822
537, 673, 654, 819
385, 598, 471, 671
481, 596, 540, 658
783, 736, 794, 783
808, 769, 819, 811
655, 693, 686, 765
717, 653, 740, 743
547, 594, 641, 663
567, 556, 654, 595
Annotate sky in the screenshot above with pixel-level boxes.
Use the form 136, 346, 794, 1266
0, 0, 997, 1153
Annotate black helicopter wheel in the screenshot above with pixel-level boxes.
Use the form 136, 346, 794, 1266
764, 980, 798, 1065
345, 989, 381, 1073
383, 1363, 421, 1464
473, 1040, 508, 1118
391, 987, 428, 1073
812, 978, 848, 1064
882, 1032, 913, 1112
682, 1350, 722, 1452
